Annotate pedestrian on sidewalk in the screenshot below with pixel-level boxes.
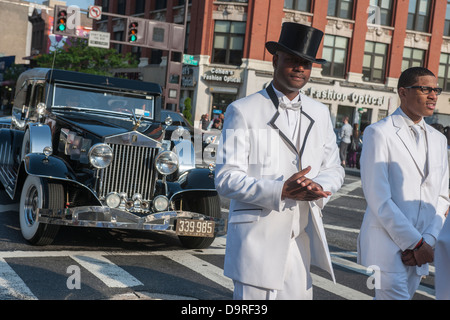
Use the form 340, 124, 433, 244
215, 22, 344, 300
358, 67, 449, 300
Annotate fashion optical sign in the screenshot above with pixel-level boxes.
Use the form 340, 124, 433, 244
304, 87, 386, 106
202, 68, 242, 84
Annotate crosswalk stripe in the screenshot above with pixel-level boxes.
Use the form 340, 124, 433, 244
70, 253, 143, 288
311, 273, 372, 300
0, 258, 37, 300
0, 247, 437, 299
162, 251, 234, 292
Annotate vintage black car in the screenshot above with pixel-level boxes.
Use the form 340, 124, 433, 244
0, 68, 226, 248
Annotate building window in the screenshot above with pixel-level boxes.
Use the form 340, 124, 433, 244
402, 47, 425, 71
438, 53, 450, 92
369, 0, 393, 26
101, 0, 109, 20
407, 0, 431, 32
135, 0, 145, 14
445, 1, 450, 36
212, 21, 246, 66
322, 35, 348, 78
155, 0, 167, 10
327, 0, 354, 20
284, 0, 311, 12
363, 41, 388, 83
117, 0, 126, 15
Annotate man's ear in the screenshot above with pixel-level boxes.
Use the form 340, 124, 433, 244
272, 53, 278, 69
398, 87, 407, 98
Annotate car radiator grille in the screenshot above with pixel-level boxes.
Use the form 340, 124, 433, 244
98, 144, 158, 201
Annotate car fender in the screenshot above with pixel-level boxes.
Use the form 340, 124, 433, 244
18, 154, 101, 205
23, 123, 52, 155
168, 168, 217, 201
22, 154, 76, 180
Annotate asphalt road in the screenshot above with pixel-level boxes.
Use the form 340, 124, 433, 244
0, 171, 437, 301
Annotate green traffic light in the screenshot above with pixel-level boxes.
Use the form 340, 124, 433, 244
130, 35, 137, 42
58, 24, 66, 31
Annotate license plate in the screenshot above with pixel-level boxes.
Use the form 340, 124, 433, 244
176, 219, 215, 237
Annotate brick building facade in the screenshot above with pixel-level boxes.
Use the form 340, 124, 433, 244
94, 0, 450, 129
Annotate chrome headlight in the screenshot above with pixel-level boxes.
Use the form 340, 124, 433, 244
153, 195, 169, 211
88, 143, 113, 169
105, 192, 121, 208
155, 151, 179, 175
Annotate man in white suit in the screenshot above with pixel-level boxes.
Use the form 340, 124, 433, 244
215, 22, 345, 300
358, 67, 449, 300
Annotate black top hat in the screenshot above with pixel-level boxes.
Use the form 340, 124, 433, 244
265, 22, 327, 65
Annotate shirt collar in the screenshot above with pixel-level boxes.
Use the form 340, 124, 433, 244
398, 107, 425, 130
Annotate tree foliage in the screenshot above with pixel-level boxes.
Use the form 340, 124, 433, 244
35, 38, 138, 76
183, 97, 192, 124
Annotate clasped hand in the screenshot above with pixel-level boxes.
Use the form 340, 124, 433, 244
281, 166, 331, 201
401, 241, 434, 267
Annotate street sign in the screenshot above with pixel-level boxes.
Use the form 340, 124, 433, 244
88, 6, 102, 20
183, 54, 198, 66
88, 31, 110, 49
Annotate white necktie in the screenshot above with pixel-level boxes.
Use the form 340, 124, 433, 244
279, 101, 302, 111
411, 124, 427, 174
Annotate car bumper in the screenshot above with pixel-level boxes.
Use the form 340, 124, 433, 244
37, 206, 227, 236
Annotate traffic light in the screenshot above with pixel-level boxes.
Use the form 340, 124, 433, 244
128, 22, 139, 42
53, 5, 78, 36
56, 9, 67, 32
126, 18, 147, 45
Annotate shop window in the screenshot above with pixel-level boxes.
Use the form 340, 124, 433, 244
322, 35, 348, 79
284, 0, 311, 12
212, 21, 246, 66
327, 0, 354, 20
363, 41, 388, 83
438, 53, 450, 92
402, 47, 425, 71
369, 0, 393, 26
407, 0, 431, 33
212, 93, 236, 114
336, 105, 355, 129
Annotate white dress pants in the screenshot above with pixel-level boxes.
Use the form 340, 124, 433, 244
375, 267, 422, 300
233, 232, 312, 300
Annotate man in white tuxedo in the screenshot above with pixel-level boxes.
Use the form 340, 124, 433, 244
358, 67, 449, 300
215, 22, 345, 300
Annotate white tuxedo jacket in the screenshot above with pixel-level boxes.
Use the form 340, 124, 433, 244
358, 107, 449, 274
215, 86, 344, 290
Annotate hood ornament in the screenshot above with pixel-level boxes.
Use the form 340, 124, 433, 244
131, 109, 144, 131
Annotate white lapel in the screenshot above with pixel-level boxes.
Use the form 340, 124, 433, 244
392, 110, 425, 177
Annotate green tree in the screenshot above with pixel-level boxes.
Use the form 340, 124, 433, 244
35, 38, 138, 76
183, 97, 192, 125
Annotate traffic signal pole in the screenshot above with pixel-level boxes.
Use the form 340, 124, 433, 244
52, 4, 188, 110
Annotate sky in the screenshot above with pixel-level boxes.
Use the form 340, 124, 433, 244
30, 0, 95, 10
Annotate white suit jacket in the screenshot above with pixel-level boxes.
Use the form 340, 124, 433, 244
358, 107, 449, 274
215, 85, 344, 290
436, 216, 450, 299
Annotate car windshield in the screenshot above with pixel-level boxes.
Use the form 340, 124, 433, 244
52, 84, 155, 120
